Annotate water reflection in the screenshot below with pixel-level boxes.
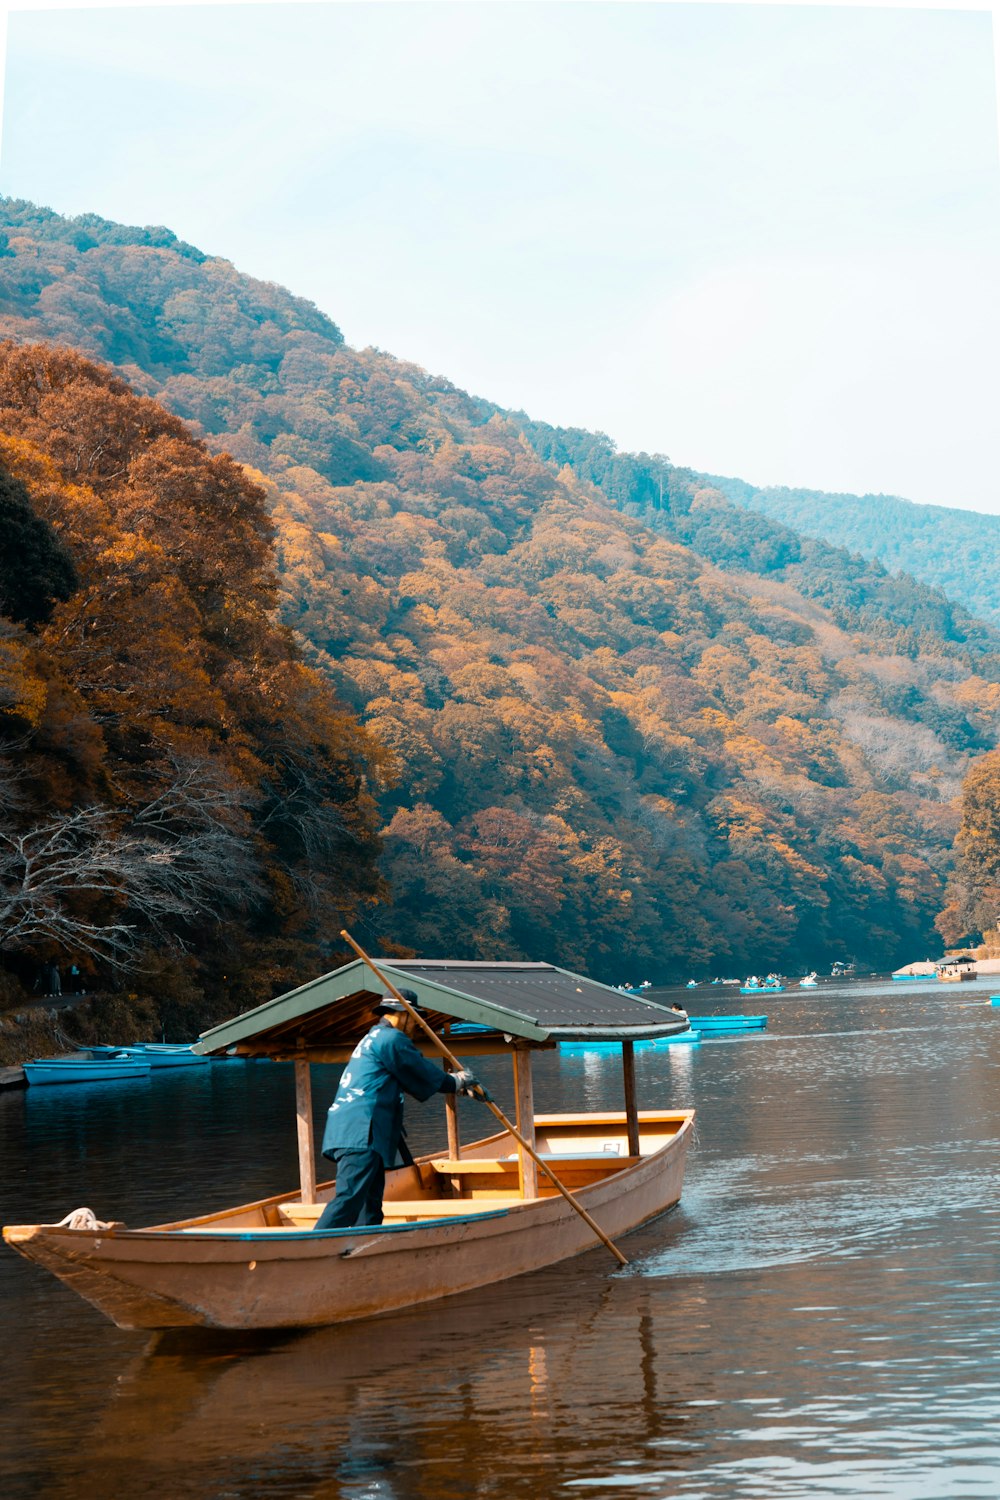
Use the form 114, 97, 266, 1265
41, 1269, 703, 1500
4, 986, 1000, 1497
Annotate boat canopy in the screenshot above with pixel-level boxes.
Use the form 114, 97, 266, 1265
194, 959, 688, 1061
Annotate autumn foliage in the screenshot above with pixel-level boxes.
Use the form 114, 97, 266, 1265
2, 199, 998, 984
0, 341, 385, 1020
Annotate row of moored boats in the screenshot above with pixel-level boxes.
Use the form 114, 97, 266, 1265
23, 1042, 211, 1086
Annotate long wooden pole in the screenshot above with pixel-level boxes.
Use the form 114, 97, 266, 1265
340, 930, 628, 1268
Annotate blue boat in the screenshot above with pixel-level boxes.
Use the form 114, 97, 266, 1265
24, 1056, 152, 1086
128, 1044, 210, 1068
559, 1030, 700, 1053
739, 984, 783, 995
88, 1043, 209, 1067
891, 973, 936, 982
687, 1014, 767, 1031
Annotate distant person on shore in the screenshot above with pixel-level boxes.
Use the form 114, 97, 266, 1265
313, 991, 479, 1230
46, 963, 61, 998
68, 964, 82, 994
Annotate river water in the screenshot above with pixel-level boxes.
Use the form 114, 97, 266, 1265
2, 978, 1000, 1499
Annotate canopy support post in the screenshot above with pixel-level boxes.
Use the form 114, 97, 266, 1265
622, 1041, 640, 1157
513, 1047, 538, 1199
294, 1057, 317, 1204
445, 1064, 461, 1159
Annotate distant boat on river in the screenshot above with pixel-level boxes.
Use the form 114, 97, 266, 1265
936, 958, 976, 983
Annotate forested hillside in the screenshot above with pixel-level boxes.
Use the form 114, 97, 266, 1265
0, 342, 384, 1028
700, 474, 1000, 629
2, 197, 998, 983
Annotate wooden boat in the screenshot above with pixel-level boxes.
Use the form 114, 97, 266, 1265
3, 1109, 692, 1331
936, 962, 976, 983
5, 957, 693, 1332
22, 1056, 151, 1086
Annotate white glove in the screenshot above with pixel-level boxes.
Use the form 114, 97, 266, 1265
453, 1069, 479, 1096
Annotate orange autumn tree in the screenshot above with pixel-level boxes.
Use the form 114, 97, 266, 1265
0, 342, 386, 1020
936, 753, 1000, 951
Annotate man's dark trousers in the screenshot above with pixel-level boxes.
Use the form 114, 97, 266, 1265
314, 1147, 386, 1229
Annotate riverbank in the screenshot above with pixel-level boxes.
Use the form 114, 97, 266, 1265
0, 990, 161, 1070
894, 958, 1000, 976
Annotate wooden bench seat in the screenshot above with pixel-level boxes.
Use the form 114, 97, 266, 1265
278, 1198, 517, 1227
430, 1153, 639, 1174
428, 1155, 640, 1196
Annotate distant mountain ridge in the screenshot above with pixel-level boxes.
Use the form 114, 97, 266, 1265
1, 195, 997, 978
698, 473, 1000, 628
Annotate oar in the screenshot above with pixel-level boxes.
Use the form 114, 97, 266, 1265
340, 930, 629, 1268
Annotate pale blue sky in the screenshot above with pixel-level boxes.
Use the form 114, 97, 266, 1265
1, 2, 998, 511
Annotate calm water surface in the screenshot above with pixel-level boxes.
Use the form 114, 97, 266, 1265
2, 979, 999, 1498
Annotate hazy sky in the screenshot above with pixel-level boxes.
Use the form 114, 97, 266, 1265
1, 1, 998, 512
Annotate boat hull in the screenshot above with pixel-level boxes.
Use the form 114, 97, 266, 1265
687, 1014, 766, 1030
127, 1045, 210, 1068
89, 1044, 210, 1067
23, 1059, 151, 1085
4, 1112, 693, 1332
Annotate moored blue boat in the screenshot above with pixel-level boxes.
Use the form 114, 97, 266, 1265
88, 1043, 209, 1067
128, 1044, 210, 1068
687, 1014, 767, 1031
559, 1030, 700, 1052
24, 1056, 151, 1086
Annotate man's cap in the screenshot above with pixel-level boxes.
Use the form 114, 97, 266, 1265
379, 988, 421, 1013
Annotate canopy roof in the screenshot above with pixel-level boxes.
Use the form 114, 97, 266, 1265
194, 959, 689, 1060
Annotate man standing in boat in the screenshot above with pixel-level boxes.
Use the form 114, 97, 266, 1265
313, 992, 478, 1230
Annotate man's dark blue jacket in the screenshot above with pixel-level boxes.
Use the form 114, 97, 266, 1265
320, 1019, 457, 1168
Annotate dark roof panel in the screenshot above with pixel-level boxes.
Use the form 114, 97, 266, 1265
390, 962, 681, 1031
195, 958, 687, 1055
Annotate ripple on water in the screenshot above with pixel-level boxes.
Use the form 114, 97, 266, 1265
4, 986, 1000, 1498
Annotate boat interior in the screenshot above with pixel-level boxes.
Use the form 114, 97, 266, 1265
155, 1111, 693, 1233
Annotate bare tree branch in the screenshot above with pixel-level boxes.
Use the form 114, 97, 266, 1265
0, 757, 266, 966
